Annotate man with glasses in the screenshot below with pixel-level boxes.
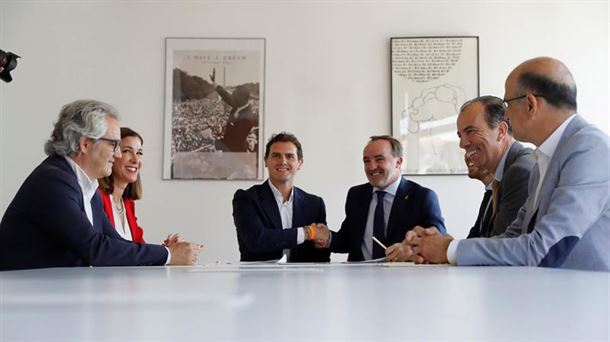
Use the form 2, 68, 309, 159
457, 96, 536, 238
404, 57, 610, 271
0, 99, 202, 270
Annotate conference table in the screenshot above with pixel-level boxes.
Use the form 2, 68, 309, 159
1, 263, 608, 341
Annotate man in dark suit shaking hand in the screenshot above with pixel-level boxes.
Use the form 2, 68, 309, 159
326, 135, 446, 262
232, 132, 330, 262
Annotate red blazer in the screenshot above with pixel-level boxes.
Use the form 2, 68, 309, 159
98, 189, 145, 243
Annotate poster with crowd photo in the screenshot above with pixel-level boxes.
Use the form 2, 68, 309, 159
391, 36, 479, 175
163, 38, 265, 180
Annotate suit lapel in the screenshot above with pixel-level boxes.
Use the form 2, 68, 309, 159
523, 116, 585, 233
386, 178, 409, 239
261, 181, 283, 230
522, 161, 540, 234
496, 142, 524, 211
55, 156, 92, 229
533, 116, 585, 217
355, 185, 373, 245
90, 192, 102, 233
503, 142, 523, 172
292, 187, 304, 227
479, 190, 494, 236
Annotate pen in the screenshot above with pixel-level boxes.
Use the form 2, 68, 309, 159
372, 236, 387, 250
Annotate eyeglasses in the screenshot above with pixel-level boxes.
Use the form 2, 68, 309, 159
97, 137, 120, 152
502, 94, 545, 109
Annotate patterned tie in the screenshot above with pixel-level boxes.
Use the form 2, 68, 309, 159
372, 191, 386, 259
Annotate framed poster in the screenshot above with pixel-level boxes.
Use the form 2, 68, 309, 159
391, 36, 479, 175
163, 37, 265, 180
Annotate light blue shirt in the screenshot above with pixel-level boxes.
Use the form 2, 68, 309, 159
494, 141, 516, 182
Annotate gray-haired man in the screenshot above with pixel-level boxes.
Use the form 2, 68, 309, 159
0, 99, 201, 271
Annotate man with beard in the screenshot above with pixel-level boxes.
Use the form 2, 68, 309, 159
321, 135, 445, 262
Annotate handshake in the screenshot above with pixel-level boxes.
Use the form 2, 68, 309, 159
303, 223, 454, 264
305, 223, 332, 248
389, 226, 454, 264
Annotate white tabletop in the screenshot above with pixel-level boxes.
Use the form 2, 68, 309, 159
1, 263, 608, 341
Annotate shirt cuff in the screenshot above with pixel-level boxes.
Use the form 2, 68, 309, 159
297, 227, 305, 244
164, 246, 171, 265
447, 239, 459, 265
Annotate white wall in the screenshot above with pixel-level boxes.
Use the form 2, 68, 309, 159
1, 0, 608, 263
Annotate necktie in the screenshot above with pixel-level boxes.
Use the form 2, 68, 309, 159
491, 180, 501, 216
372, 191, 386, 259
478, 190, 493, 236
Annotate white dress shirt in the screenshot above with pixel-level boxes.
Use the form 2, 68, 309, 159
269, 182, 305, 261
64, 157, 98, 225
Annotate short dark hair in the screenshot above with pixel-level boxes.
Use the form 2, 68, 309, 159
460, 95, 512, 135
369, 135, 403, 158
264, 132, 303, 160
517, 72, 577, 111
98, 127, 144, 200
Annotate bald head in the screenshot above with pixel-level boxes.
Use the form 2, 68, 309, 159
507, 57, 577, 111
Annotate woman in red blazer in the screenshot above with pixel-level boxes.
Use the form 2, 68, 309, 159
98, 127, 146, 243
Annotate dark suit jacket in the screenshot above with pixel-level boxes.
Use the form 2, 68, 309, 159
467, 142, 535, 238
330, 178, 446, 261
232, 181, 330, 262
99, 189, 146, 243
0, 156, 167, 271
466, 190, 492, 239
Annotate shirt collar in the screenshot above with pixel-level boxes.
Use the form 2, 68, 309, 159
485, 181, 493, 191
268, 180, 294, 205
494, 141, 516, 182
64, 156, 99, 201
373, 175, 402, 196
536, 114, 577, 160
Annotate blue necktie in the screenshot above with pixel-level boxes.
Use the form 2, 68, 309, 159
372, 191, 386, 259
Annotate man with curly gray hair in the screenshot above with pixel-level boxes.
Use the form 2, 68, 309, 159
0, 99, 202, 270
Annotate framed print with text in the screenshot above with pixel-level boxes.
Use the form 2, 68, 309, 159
391, 36, 479, 175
